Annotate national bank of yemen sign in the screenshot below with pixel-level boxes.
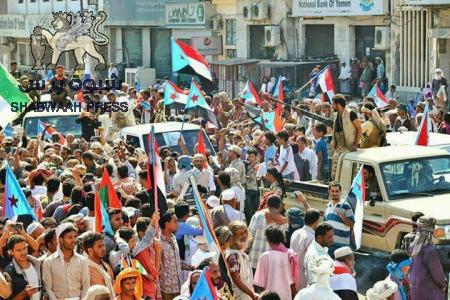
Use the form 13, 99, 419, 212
292, 0, 387, 17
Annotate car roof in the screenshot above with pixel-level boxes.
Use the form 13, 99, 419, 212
344, 145, 450, 164
120, 122, 201, 135
386, 131, 450, 146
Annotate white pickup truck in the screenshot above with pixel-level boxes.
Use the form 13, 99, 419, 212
284, 145, 450, 269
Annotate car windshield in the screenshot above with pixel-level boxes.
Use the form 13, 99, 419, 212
143, 129, 215, 155
24, 115, 81, 138
381, 156, 450, 199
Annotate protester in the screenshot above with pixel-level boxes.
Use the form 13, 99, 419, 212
330, 246, 358, 300
366, 278, 398, 300
409, 216, 446, 300
304, 222, 334, 285
290, 209, 321, 290
254, 225, 297, 300
386, 249, 411, 300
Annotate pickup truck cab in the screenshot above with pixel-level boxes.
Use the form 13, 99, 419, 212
119, 122, 216, 156
284, 145, 450, 268
22, 110, 82, 139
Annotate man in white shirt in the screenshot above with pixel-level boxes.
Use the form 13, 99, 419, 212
297, 136, 318, 180
210, 189, 245, 227
304, 222, 334, 285
191, 154, 216, 194
290, 209, 321, 290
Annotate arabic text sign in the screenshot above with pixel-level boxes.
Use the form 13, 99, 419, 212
166, 2, 206, 26
0, 15, 52, 38
292, 0, 387, 17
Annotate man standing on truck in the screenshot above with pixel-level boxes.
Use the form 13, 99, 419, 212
324, 182, 354, 257
331, 94, 362, 180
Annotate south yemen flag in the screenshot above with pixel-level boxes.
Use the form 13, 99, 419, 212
0, 63, 30, 130
171, 38, 212, 81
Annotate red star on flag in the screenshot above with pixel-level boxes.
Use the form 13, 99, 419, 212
170, 93, 178, 100
192, 94, 199, 103
9, 195, 18, 207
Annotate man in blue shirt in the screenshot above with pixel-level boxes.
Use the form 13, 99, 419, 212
174, 201, 203, 261
263, 131, 277, 167
324, 182, 354, 257
314, 123, 329, 181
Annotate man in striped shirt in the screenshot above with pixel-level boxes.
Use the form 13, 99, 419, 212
324, 182, 354, 257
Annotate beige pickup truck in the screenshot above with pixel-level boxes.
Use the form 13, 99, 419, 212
283, 145, 450, 269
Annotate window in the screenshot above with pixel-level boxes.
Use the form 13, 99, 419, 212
225, 19, 236, 46
226, 49, 236, 58
30, 0, 36, 2
380, 156, 450, 199
43, 0, 49, 2
18, 0, 24, 3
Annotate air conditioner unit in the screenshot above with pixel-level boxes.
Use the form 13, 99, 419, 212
253, 3, 269, 20
264, 25, 281, 47
374, 26, 390, 49
243, 4, 252, 20
212, 18, 223, 31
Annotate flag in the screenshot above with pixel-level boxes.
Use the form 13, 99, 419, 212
94, 191, 114, 235
99, 168, 122, 209
164, 80, 188, 107
239, 80, 262, 105
3, 124, 12, 137
415, 102, 430, 146
271, 77, 284, 132
190, 270, 218, 300
317, 67, 335, 100
148, 125, 166, 213
197, 129, 207, 156
0, 63, 31, 130
3, 164, 36, 220
368, 84, 388, 108
171, 38, 212, 81
190, 176, 220, 253
407, 102, 417, 118
186, 81, 218, 127
38, 120, 66, 144
346, 166, 366, 249
254, 111, 283, 133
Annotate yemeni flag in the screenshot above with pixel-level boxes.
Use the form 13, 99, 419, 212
318, 67, 335, 100
368, 84, 388, 108
171, 38, 212, 91
94, 191, 114, 235
99, 168, 122, 209
185, 81, 218, 127
239, 80, 262, 105
415, 102, 431, 146
164, 80, 188, 109
0, 63, 31, 131
147, 125, 166, 213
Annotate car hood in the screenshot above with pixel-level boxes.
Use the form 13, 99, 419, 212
389, 194, 450, 224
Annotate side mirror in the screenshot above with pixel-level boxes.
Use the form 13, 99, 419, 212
369, 199, 376, 207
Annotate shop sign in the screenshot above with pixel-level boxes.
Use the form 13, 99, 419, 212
166, 2, 206, 27
292, 0, 387, 16
0, 15, 53, 38
191, 36, 223, 55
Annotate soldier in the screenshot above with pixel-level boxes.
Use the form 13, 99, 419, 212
330, 94, 362, 180
360, 103, 387, 148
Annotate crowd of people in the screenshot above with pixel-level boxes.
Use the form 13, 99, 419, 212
0, 61, 448, 300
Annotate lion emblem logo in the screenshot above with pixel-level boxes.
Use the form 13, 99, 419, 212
30, 11, 109, 71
